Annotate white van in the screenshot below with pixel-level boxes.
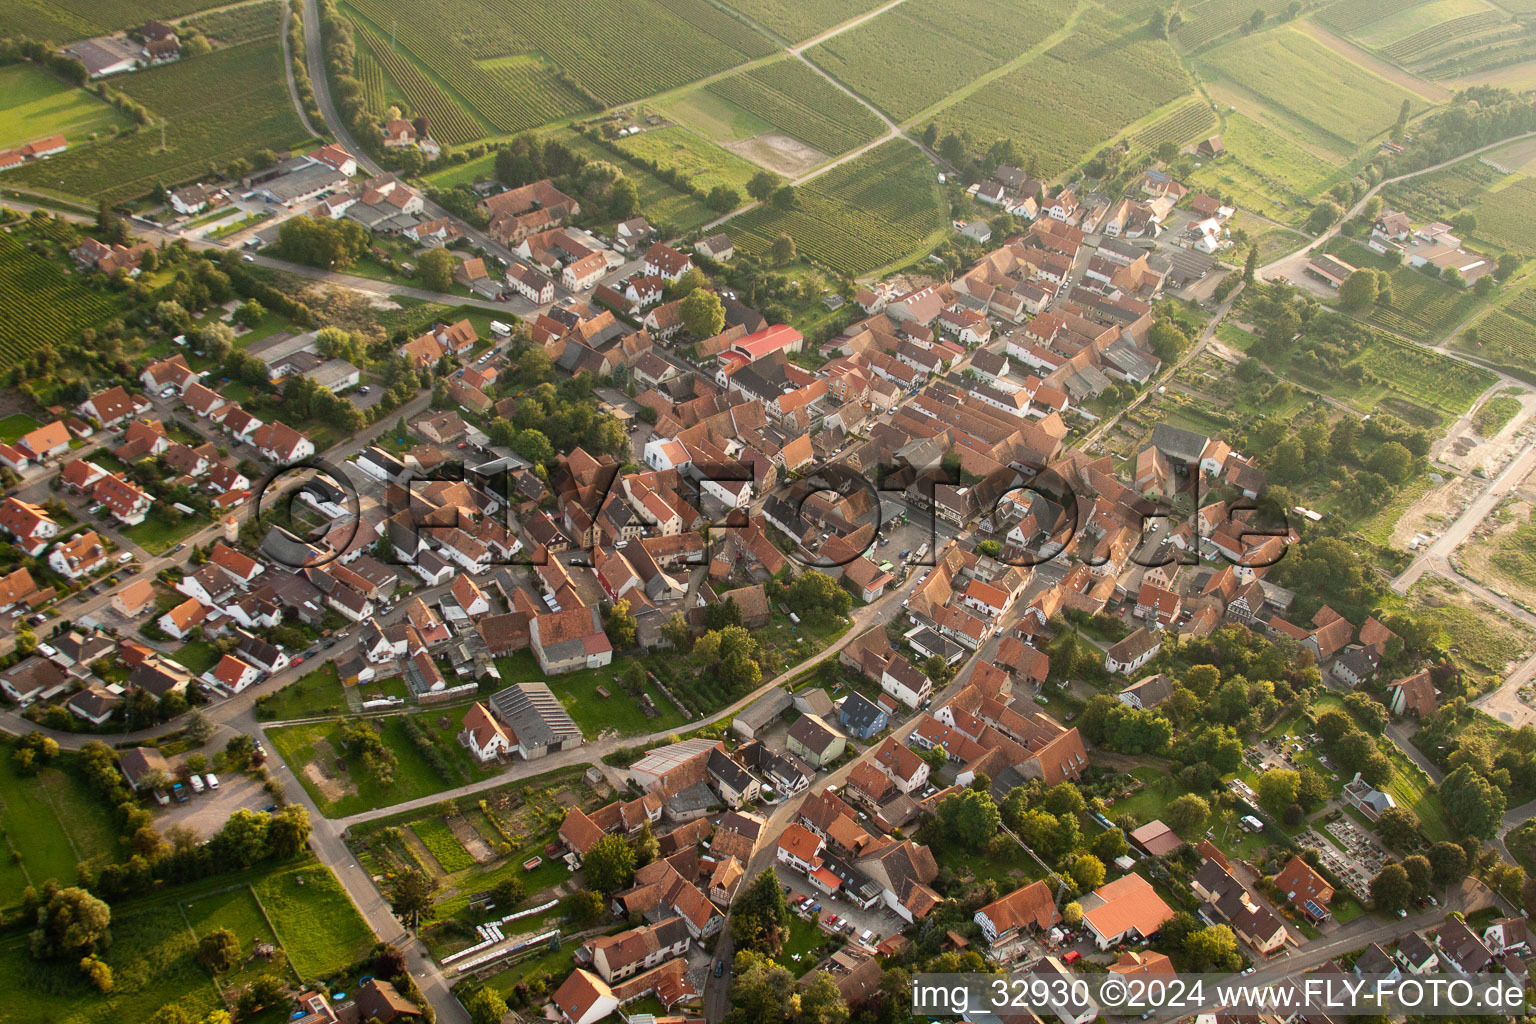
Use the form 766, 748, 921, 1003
204, 773, 220, 790
188, 774, 205, 794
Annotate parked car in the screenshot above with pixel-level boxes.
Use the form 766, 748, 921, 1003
172, 784, 189, 803
205, 773, 219, 790
713, 961, 724, 978
188, 774, 205, 794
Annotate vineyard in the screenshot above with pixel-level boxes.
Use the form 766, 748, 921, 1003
354, 47, 386, 115
944, 16, 1192, 177
807, 0, 1077, 121
1421, 34, 1536, 78
547, 129, 715, 233
1320, 0, 1434, 33
346, 0, 770, 121
1384, 159, 1502, 219
11, 37, 311, 203
1459, 308, 1536, 380
706, 59, 884, 156
481, 61, 593, 131
1354, 332, 1495, 414
349, 21, 485, 143
728, 140, 945, 276
1186, 112, 1345, 224
1472, 175, 1536, 252
1173, 0, 1301, 50
1132, 100, 1217, 150
721, 0, 888, 41
1202, 28, 1424, 148
0, 0, 226, 43
183, 0, 281, 45
0, 231, 123, 369
1379, 10, 1506, 62
614, 126, 761, 194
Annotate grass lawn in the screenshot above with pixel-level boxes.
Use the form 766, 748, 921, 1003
495, 651, 686, 739
121, 506, 209, 555
268, 713, 492, 817
184, 884, 298, 990
251, 861, 375, 979
0, 412, 41, 444
256, 663, 348, 720
0, 65, 130, 150
0, 746, 119, 909
772, 913, 831, 969
170, 640, 220, 676
1331, 893, 1366, 924
1379, 742, 1450, 842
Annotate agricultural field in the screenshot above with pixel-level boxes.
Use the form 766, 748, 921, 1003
702, 58, 886, 156
0, 0, 227, 43
614, 125, 762, 194
1353, 0, 1494, 46
1200, 27, 1426, 151
0, 745, 119, 910
1172, 0, 1302, 50
349, 19, 489, 144
1186, 112, 1350, 224
942, 15, 1193, 177
1469, 174, 1536, 253
11, 36, 312, 203
1455, 287, 1536, 381
721, 0, 889, 41
728, 139, 946, 277
1319, 0, 1433, 32
0, 227, 125, 370
806, 0, 1077, 122
1383, 157, 1502, 220
181, 0, 282, 46
1132, 100, 1217, 151
544, 128, 715, 234
345, 0, 773, 123
252, 862, 375, 977
1325, 240, 1486, 342
0, 65, 131, 150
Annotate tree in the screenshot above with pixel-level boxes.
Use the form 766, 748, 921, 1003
747, 171, 781, 203
583, 833, 636, 893
30, 888, 111, 960
680, 288, 725, 340
800, 970, 850, 1024
238, 975, 288, 1016
1147, 317, 1190, 363
1403, 854, 1433, 897
1339, 269, 1379, 310
418, 247, 456, 292
1307, 200, 1342, 234
609, 177, 639, 219
1166, 793, 1210, 833
772, 185, 797, 210
1149, 7, 1168, 37
80, 954, 113, 992
215, 809, 270, 867
1369, 440, 1413, 484
1243, 246, 1257, 284
606, 599, 638, 650
386, 869, 438, 928
1441, 764, 1505, 838
1496, 253, 1522, 281
561, 889, 605, 925
1256, 769, 1300, 816
197, 929, 240, 974
1428, 841, 1467, 887
724, 951, 797, 1024
1475, 273, 1495, 297
732, 869, 792, 952
937, 788, 1001, 849
464, 985, 510, 1024
770, 233, 796, 267
1061, 901, 1083, 926
1373, 805, 1421, 850
1248, 8, 1265, 30
1071, 853, 1106, 891
707, 186, 741, 213
1183, 924, 1243, 972
267, 805, 312, 859
1369, 862, 1412, 913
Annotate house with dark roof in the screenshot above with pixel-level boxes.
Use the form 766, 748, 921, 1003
839, 691, 888, 739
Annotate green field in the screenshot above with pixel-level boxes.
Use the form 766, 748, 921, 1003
12, 37, 312, 203
345, 0, 773, 124
268, 712, 488, 817
1201, 27, 1426, 150
942, 15, 1193, 177
1320, 0, 1435, 32
721, 0, 888, 41
1173, 0, 1304, 50
0, 65, 130, 150
256, 662, 349, 720
0, 751, 118, 909
1457, 288, 1536, 381
252, 862, 376, 977
807, 0, 1077, 122
0, 228, 124, 370
1355, 0, 1493, 46
1471, 175, 1536, 253
349, 18, 488, 145
184, 884, 295, 990
410, 816, 477, 873
614, 125, 762, 194
494, 650, 687, 738
182, 0, 283, 46
702, 58, 886, 155
727, 139, 946, 276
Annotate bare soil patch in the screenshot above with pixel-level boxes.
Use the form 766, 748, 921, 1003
1390, 475, 1482, 549
725, 133, 826, 177
1461, 499, 1536, 607
448, 814, 496, 863
302, 738, 355, 803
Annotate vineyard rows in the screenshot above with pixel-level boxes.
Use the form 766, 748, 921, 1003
1320, 0, 1432, 33
484, 62, 593, 132
946, 16, 1191, 177
1379, 11, 1507, 63
649, 0, 776, 58
1504, 287, 1536, 323
808, 0, 1076, 121
1474, 177, 1536, 253
1467, 310, 1536, 372
1133, 101, 1216, 150
184, 0, 281, 45
355, 48, 386, 114
1356, 333, 1494, 414
1, 0, 224, 42
1173, 0, 1297, 49
722, 0, 889, 42
10, 37, 310, 202
1423, 34, 1536, 77
707, 60, 883, 155
729, 140, 944, 276
351, 21, 485, 144
0, 233, 122, 368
